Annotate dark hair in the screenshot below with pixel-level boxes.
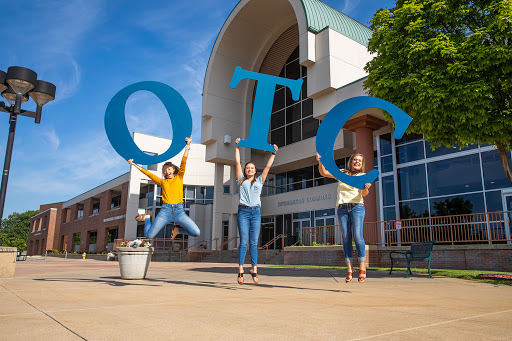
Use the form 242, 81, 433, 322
346, 153, 365, 175
240, 162, 258, 185
162, 162, 179, 177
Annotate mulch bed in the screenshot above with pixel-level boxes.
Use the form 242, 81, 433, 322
476, 274, 512, 281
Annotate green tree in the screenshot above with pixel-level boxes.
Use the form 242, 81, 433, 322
0, 210, 39, 251
365, 0, 512, 182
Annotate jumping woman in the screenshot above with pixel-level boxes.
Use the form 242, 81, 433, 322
235, 138, 278, 284
316, 152, 372, 283
128, 137, 200, 240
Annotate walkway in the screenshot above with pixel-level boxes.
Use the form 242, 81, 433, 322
1, 258, 511, 340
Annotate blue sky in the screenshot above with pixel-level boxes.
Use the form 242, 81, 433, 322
1, 0, 396, 217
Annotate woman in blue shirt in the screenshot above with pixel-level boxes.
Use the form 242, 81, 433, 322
235, 138, 278, 284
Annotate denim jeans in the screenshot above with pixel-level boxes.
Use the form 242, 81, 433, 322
337, 203, 366, 263
144, 203, 200, 239
237, 205, 261, 266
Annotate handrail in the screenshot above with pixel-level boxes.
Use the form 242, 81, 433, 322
216, 236, 238, 250
259, 234, 287, 250
259, 234, 286, 263
217, 236, 239, 261
179, 237, 219, 261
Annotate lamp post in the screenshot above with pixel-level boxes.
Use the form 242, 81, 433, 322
0, 66, 56, 226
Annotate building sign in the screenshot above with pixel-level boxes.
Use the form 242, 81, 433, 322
278, 194, 331, 207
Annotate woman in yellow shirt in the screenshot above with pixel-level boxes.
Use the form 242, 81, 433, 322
316, 153, 372, 283
128, 137, 200, 239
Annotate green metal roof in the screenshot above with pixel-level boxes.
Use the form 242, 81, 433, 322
300, 0, 372, 46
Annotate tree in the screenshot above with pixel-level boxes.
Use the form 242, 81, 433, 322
365, 0, 512, 182
0, 210, 39, 251
432, 197, 473, 216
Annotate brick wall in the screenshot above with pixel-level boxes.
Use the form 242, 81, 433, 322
284, 244, 512, 272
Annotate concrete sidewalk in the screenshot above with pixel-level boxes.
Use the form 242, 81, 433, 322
1, 258, 510, 341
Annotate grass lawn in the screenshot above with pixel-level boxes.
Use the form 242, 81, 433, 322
271, 265, 512, 286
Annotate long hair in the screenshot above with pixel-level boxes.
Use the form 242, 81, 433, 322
162, 162, 180, 178
240, 162, 258, 185
346, 153, 365, 175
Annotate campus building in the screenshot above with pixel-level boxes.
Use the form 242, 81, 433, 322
201, 0, 512, 248
29, 0, 512, 255
27, 133, 216, 255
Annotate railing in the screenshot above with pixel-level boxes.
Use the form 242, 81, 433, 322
216, 236, 239, 261
179, 238, 219, 261
380, 211, 512, 246
259, 234, 286, 263
301, 225, 338, 246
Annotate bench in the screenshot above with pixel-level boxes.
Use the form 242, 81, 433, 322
389, 241, 436, 278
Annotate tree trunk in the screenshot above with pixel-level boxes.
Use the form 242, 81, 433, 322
495, 141, 512, 183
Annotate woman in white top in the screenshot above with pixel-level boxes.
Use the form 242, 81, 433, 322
316, 153, 372, 283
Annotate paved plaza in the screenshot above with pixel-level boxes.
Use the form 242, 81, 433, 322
0, 258, 511, 340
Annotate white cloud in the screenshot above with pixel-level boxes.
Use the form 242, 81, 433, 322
39, 127, 61, 149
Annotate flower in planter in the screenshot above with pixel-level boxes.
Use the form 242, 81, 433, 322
119, 239, 152, 248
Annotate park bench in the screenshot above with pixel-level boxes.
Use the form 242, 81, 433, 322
389, 241, 436, 278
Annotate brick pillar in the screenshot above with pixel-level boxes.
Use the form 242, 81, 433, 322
344, 115, 387, 223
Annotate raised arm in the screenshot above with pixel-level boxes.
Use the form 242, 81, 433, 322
261, 144, 278, 183
315, 153, 336, 179
127, 159, 163, 186
183, 137, 192, 158
234, 138, 243, 180
362, 183, 371, 197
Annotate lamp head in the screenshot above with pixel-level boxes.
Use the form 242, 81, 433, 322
0, 70, 7, 93
29, 80, 56, 124
6, 66, 37, 95
1, 87, 28, 106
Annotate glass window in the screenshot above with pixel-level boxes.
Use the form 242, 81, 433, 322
396, 133, 423, 145
481, 150, 512, 190
223, 185, 230, 194
271, 127, 285, 147
205, 187, 214, 200
302, 98, 313, 118
430, 193, 485, 216
398, 164, 427, 200
396, 141, 424, 164
195, 187, 205, 202
293, 212, 311, 219
485, 191, 504, 213
272, 88, 285, 112
301, 77, 308, 100
315, 208, 335, 217
383, 206, 396, 221
425, 141, 478, 158
302, 116, 318, 140
427, 154, 482, 197
399, 199, 429, 219
380, 133, 392, 155
381, 155, 393, 173
271, 110, 285, 130
288, 168, 313, 183
286, 60, 300, 80
382, 176, 395, 207
184, 186, 195, 199
286, 103, 301, 123
286, 121, 301, 145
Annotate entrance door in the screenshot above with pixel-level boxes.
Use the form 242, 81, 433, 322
314, 216, 336, 245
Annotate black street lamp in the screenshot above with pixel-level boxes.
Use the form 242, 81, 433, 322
0, 66, 56, 226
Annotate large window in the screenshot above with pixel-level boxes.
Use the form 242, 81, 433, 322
378, 132, 512, 220
270, 47, 317, 146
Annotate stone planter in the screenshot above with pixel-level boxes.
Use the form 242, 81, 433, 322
0, 247, 17, 278
116, 247, 154, 279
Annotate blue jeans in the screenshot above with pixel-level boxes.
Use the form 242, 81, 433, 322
237, 205, 261, 266
337, 203, 366, 263
144, 203, 200, 239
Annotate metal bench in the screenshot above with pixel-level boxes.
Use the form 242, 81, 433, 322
389, 241, 436, 278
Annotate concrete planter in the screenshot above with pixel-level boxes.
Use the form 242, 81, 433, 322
116, 247, 154, 279
0, 247, 17, 278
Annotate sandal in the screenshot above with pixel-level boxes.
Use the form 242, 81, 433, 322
249, 269, 259, 284
237, 273, 244, 284
170, 226, 180, 240
345, 271, 354, 283
135, 214, 150, 222
358, 270, 367, 283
